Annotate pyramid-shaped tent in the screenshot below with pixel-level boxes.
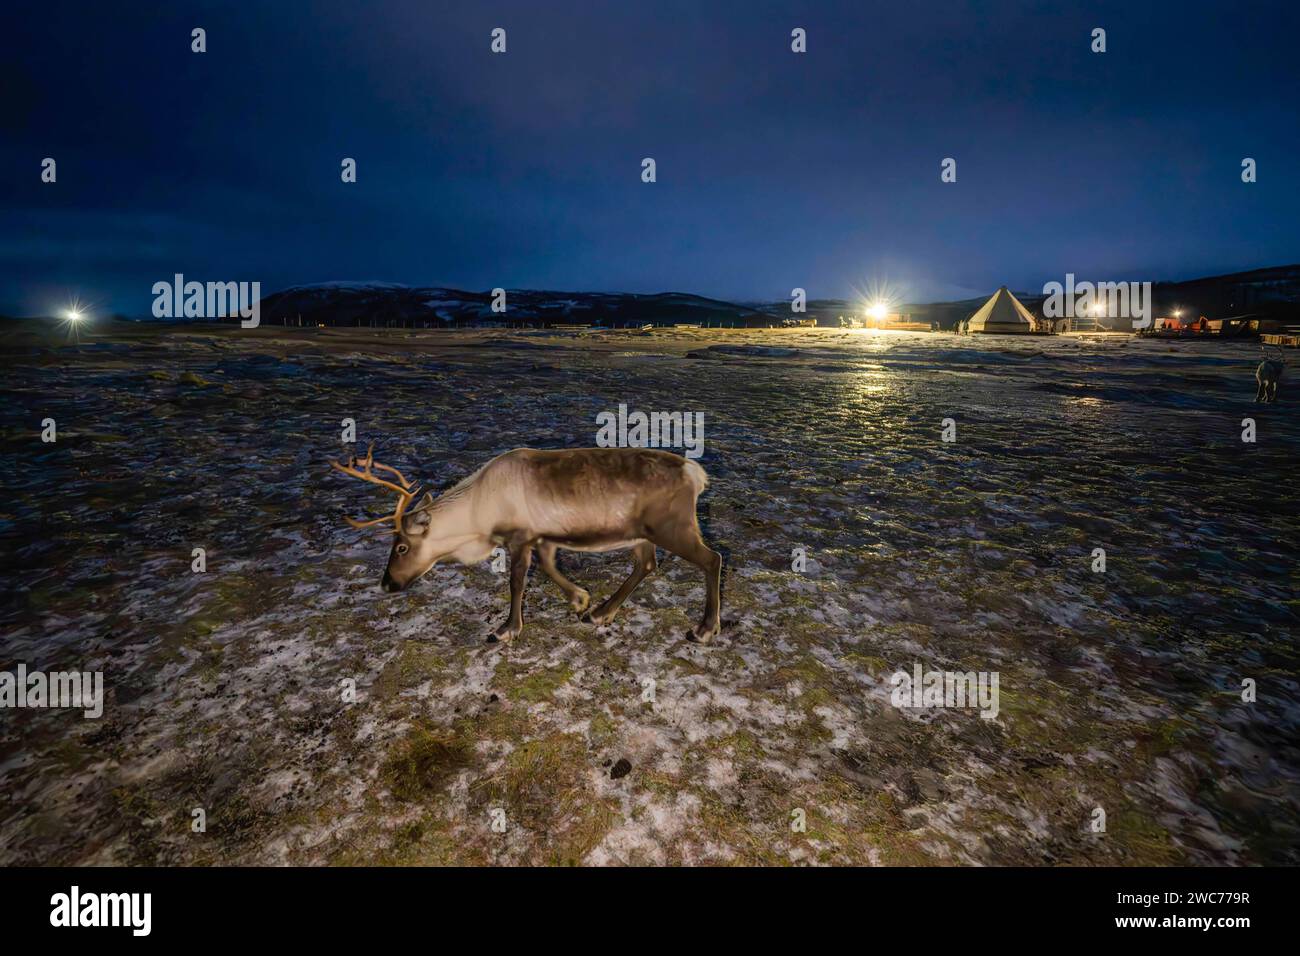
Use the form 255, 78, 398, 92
966, 286, 1037, 334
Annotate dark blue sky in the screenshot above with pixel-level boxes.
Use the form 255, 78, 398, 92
3, 0, 1298, 315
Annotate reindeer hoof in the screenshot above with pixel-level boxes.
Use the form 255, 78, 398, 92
570, 590, 591, 614
687, 622, 720, 644
488, 627, 519, 645
581, 608, 615, 627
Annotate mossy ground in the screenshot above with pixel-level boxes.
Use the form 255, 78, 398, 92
1, 321, 1296, 865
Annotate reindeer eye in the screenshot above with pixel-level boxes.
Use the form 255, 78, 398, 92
395, 543, 409, 556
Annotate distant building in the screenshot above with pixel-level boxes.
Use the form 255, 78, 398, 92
1208, 314, 1285, 335
855, 311, 927, 331
966, 287, 1036, 334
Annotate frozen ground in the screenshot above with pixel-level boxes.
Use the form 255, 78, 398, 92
1, 321, 1296, 865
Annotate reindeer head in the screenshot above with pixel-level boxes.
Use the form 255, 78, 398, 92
329, 443, 438, 592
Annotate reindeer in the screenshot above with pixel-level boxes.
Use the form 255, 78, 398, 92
329, 444, 722, 644
1255, 354, 1285, 403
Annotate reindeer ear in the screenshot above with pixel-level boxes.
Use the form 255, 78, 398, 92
407, 504, 434, 534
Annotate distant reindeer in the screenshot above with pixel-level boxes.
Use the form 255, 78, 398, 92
1255, 355, 1285, 403
329, 444, 722, 644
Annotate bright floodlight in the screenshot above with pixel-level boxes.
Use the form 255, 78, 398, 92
868, 302, 888, 320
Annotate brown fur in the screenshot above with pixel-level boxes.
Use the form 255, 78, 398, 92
369, 448, 721, 644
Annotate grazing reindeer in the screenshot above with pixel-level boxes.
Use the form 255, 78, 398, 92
329, 444, 722, 644
1255, 355, 1285, 403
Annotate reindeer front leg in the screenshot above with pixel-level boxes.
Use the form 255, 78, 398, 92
489, 537, 532, 644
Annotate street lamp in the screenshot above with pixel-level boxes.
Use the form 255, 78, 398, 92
1090, 300, 1106, 329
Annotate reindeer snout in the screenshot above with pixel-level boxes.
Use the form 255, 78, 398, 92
381, 571, 403, 593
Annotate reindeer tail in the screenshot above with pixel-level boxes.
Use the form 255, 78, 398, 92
683, 459, 710, 495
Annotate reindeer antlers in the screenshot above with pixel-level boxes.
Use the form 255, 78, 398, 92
329, 442, 423, 531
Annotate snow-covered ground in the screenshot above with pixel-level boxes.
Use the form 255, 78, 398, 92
1, 323, 1296, 864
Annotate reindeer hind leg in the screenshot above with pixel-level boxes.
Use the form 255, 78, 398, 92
537, 539, 590, 614
649, 524, 721, 644
582, 541, 656, 626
